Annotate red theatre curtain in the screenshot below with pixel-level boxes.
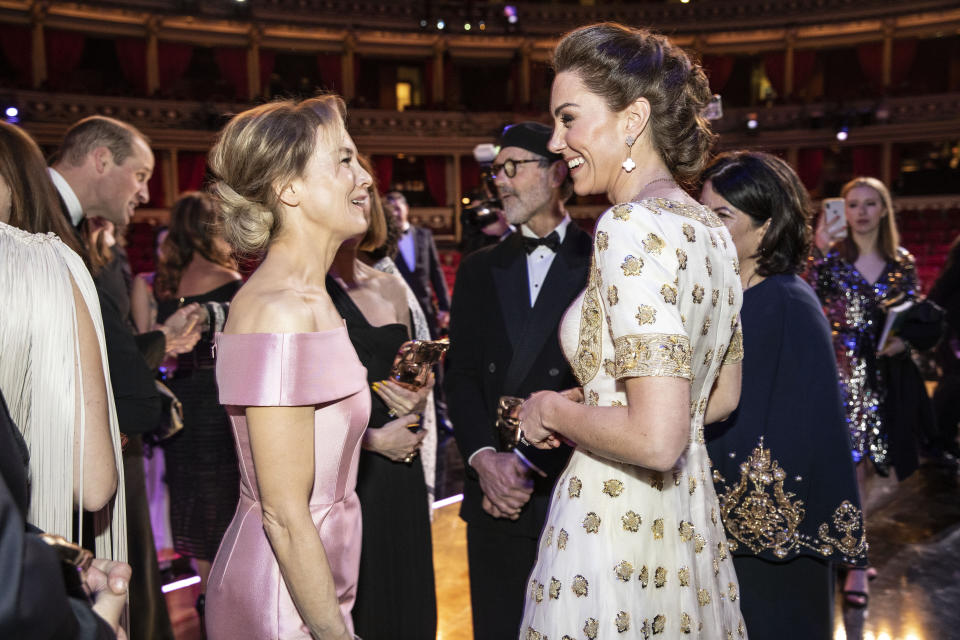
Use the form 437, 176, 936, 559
852, 146, 882, 179
317, 53, 342, 92
764, 51, 817, 98
702, 55, 734, 94
423, 157, 447, 206
460, 156, 481, 196
796, 148, 824, 191
178, 151, 208, 193
158, 42, 194, 94
146, 160, 165, 208
0, 23, 32, 86
890, 39, 917, 88
371, 155, 394, 192
44, 29, 85, 90
215, 47, 247, 100
115, 38, 148, 95
259, 50, 275, 96
857, 40, 917, 92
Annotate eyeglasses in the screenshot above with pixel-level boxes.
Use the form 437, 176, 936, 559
491, 158, 543, 179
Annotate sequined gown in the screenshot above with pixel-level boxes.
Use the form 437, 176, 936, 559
205, 329, 370, 639
808, 247, 917, 475
520, 199, 747, 640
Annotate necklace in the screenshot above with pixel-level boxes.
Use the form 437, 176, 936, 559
630, 176, 676, 202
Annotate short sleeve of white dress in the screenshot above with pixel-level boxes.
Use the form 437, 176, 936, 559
594, 202, 693, 381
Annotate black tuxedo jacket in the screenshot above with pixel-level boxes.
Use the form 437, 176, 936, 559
445, 224, 592, 538
394, 226, 450, 334
55, 195, 162, 436
0, 391, 115, 639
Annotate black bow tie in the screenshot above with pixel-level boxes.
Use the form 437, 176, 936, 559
522, 231, 561, 254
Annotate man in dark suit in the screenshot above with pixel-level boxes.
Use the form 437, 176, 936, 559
445, 122, 592, 639
50, 116, 201, 640
386, 190, 451, 338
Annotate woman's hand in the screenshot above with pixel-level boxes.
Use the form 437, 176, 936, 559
878, 336, 907, 357
372, 376, 433, 417
518, 391, 563, 450
814, 207, 847, 253
86, 557, 132, 639
363, 413, 426, 462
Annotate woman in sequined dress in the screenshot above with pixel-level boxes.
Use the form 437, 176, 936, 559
809, 176, 921, 606
517, 23, 748, 639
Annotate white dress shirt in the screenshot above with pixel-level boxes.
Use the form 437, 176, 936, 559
521, 214, 572, 307
47, 168, 84, 227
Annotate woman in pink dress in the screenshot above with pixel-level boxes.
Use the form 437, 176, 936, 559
204, 95, 373, 640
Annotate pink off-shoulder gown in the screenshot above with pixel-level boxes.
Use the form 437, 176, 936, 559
205, 329, 370, 639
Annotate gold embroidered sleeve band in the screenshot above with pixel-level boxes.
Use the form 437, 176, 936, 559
722, 325, 744, 364
613, 333, 693, 380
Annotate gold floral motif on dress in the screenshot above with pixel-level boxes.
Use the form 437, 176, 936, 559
713, 557, 720, 576
641, 618, 651, 638
596, 230, 609, 251
635, 197, 723, 228
694, 534, 706, 553
623, 510, 641, 532
612, 203, 632, 221
549, 577, 561, 599
715, 439, 866, 561
568, 476, 582, 498
621, 255, 644, 276
607, 284, 619, 306
525, 627, 543, 640
572, 258, 603, 385
604, 359, 617, 377
572, 574, 589, 597
545, 526, 554, 547
587, 389, 599, 406
728, 287, 735, 306
682, 223, 696, 243
680, 612, 693, 633
583, 512, 601, 534
584, 617, 599, 640
705, 255, 713, 275
616, 611, 630, 633
636, 304, 657, 326
676, 248, 688, 270
654, 566, 667, 588
558, 528, 569, 550
614, 560, 634, 581
652, 518, 664, 539
603, 479, 624, 497
698, 588, 711, 606
703, 349, 714, 366
643, 232, 665, 255
649, 471, 664, 491
724, 325, 744, 364
728, 582, 738, 601
639, 565, 649, 587
530, 580, 544, 603
679, 520, 695, 542
613, 333, 692, 380
678, 566, 690, 586
692, 284, 705, 304
701, 316, 712, 336
611, 400, 625, 407
661, 283, 678, 304
652, 613, 666, 634
732, 257, 740, 275
689, 477, 698, 495
712, 289, 720, 306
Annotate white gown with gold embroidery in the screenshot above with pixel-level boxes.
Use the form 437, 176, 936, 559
520, 199, 747, 640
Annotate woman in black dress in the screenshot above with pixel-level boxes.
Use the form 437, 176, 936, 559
700, 152, 867, 637
327, 178, 437, 639
155, 192, 242, 609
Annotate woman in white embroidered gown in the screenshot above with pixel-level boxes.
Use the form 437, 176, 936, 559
518, 24, 747, 639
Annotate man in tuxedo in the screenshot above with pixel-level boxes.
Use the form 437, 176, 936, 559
445, 122, 592, 639
50, 115, 200, 640
385, 190, 451, 338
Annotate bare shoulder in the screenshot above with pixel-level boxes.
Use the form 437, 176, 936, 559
226, 279, 341, 336
358, 263, 410, 317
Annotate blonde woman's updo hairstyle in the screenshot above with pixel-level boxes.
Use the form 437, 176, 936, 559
553, 22, 715, 187
208, 95, 347, 254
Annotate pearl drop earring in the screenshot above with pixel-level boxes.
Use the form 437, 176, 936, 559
622, 135, 637, 173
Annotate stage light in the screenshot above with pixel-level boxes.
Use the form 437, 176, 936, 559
4, 106, 18, 118
464, 22, 471, 31
420, 19, 428, 28
504, 6, 518, 24
836, 126, 849, 141
478, 20, 486, 31
436, 19, 445, 30
461, 197, 471, 205
746, 112, 758, 130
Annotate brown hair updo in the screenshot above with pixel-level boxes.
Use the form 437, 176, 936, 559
208, 95, 346, 254
553, 22, 715, 187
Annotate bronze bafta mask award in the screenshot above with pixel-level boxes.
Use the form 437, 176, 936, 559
389, 337, 450, 391
496, 395, 524, 451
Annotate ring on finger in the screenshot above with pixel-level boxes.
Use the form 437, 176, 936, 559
388, 408, 399, 418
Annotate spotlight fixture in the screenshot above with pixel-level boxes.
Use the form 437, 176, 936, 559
420, 19, 428, 28
504, 6, 518, 25
478, 20, 486, 31
746, 112, 758, 130
436, 19, 445, 30
4, 106, 18, 118
835, 125, 849, 141
464, 22, 471, 31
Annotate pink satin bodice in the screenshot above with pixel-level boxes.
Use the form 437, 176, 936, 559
206, 329, 370, 639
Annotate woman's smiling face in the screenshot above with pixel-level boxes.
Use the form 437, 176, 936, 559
548, 71, 625, 199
